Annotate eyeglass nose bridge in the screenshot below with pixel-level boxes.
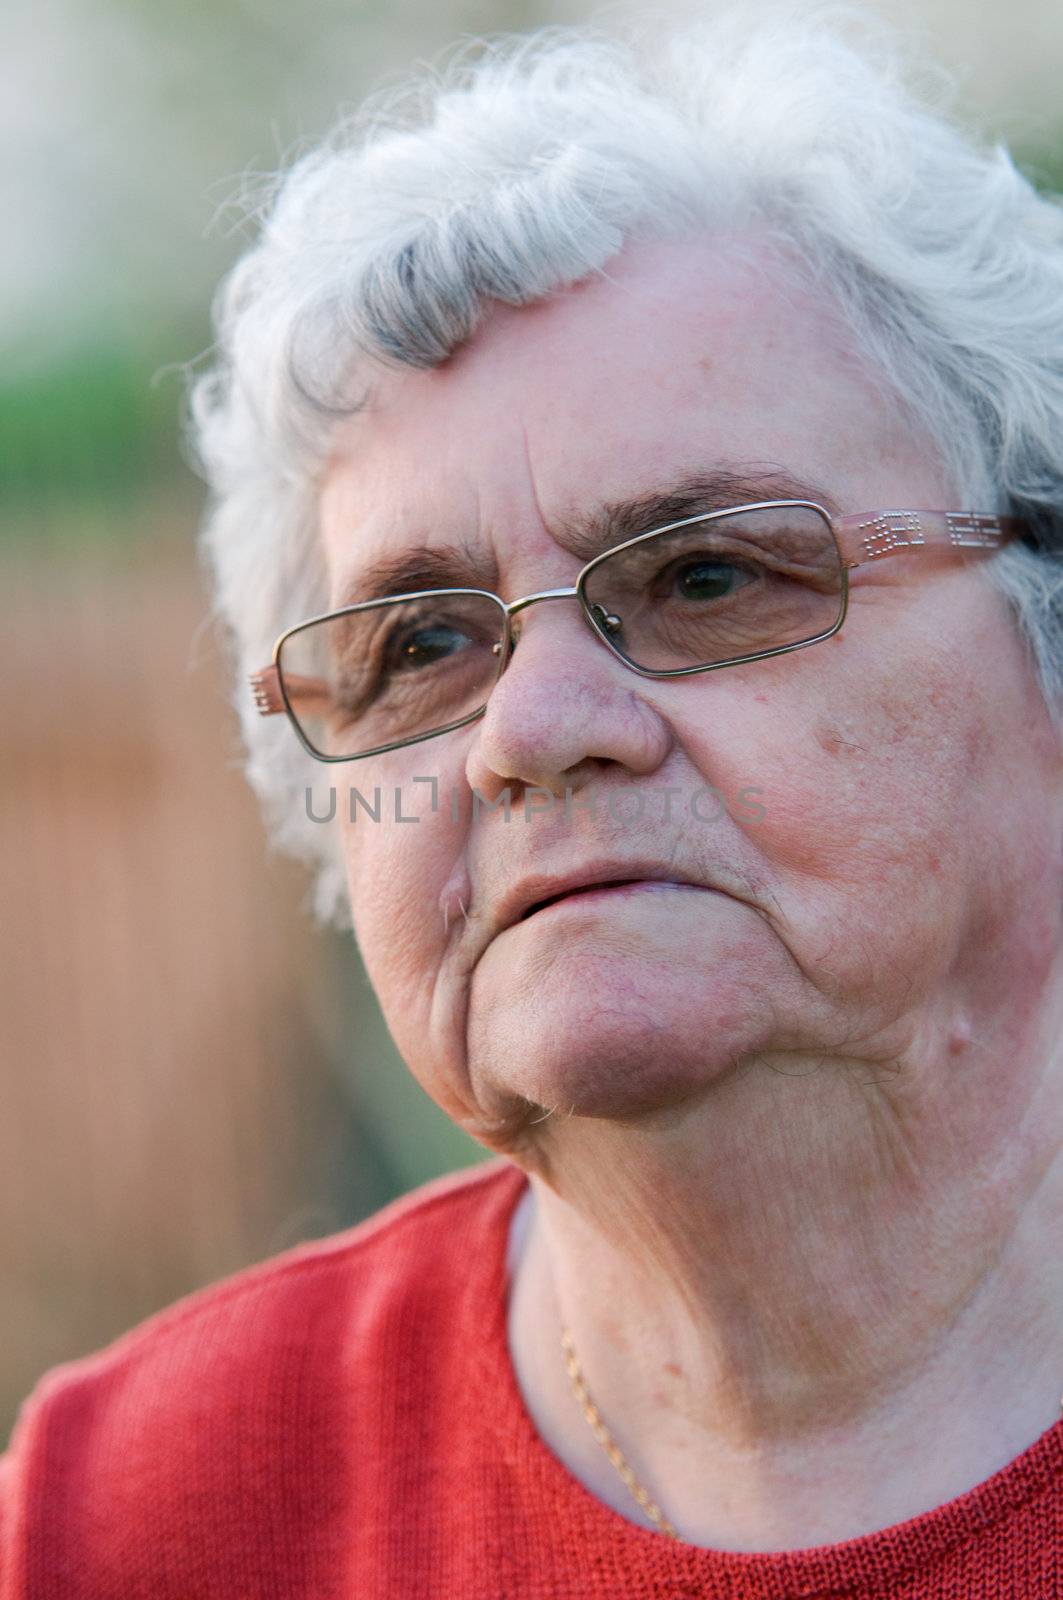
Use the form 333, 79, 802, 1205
490, 584, 623, 658
491, 585, 572, 657
505, 585, 579, 618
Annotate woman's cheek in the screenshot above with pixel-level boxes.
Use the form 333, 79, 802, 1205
342, 809, 456, 983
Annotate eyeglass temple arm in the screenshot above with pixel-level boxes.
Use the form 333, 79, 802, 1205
250, 665, 285, 715
832, 510, 1024, 569
250, 666, 334, 716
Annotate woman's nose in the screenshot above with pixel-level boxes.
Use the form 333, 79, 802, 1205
464, 598, 673, 802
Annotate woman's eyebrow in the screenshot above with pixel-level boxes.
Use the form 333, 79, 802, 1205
336, 467, 839, 604
336, 541, 494, 607
556, 468, 842, 561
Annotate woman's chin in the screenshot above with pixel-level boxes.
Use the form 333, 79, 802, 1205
466, 938, 768, 1122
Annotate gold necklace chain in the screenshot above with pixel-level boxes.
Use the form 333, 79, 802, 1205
562, 1327, 1063, 1546
560, 1326, 680, 1541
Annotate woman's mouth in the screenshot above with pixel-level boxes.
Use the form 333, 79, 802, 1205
520, 880, 705, 919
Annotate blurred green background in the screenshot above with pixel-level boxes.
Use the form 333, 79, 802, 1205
2, 0, 1061, 1440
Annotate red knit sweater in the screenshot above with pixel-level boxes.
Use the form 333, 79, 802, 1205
1, 1156, 1061, 1598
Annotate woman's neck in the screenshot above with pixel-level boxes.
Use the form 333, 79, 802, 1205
504, 1058, 1063, 1550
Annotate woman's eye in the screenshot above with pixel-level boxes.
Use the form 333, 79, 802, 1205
391, 623, 471, 668
666, 559, 756, 601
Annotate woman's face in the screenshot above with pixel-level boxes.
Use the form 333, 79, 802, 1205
317, 235, 1063, 1158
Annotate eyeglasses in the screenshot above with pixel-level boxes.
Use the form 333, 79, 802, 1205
250, 500, 1023, 763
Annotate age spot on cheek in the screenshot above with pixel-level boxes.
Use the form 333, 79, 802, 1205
814, 723, 868, 759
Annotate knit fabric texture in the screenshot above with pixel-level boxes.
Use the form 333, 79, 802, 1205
1, 1156, 1061, 1598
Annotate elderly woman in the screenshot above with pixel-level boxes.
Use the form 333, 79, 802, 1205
4, 9, 1063, 1598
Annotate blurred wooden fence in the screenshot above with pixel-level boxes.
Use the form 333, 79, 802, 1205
0, 527, 407, 1438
